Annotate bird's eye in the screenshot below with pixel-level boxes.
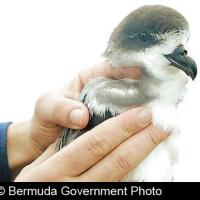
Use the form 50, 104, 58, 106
138, 32, 150, 42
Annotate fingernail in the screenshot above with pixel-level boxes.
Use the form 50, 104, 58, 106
138, 109, 152, 125
69, 109, 84, 127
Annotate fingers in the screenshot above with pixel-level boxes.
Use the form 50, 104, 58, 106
80, 125, 168, 181
34, 107, 152, 179
35, 92, 89, 129
16, 107, 168, 182
17, 142, 57, 177
65, 62, 142, 93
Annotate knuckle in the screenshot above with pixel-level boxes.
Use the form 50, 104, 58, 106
88, 135, 110, 157
120, 119, 135, 138
36, 92, 52, 106
52, 99, 65, 121
147, 126, 165, 145
36, 94, 47, 104
113, 153, 132, 171
35, 94, 48, 111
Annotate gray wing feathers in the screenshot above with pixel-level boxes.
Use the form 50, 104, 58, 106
57, 77, 151, 150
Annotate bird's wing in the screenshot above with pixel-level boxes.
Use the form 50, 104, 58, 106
57, 77, 149, 150
57, 78, 113, 150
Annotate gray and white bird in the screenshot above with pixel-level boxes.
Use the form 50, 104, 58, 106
58, 5, 197, 181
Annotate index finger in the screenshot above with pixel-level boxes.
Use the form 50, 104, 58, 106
32, 107, 152, 178
80, 125, 168, 181
63, 62, 142, 93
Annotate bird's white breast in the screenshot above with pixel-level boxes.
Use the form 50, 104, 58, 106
80, 75, 187, 181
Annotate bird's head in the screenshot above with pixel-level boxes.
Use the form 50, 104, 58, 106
103, 5, 197, 82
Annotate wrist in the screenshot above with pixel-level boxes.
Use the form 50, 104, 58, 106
7, 121, 41, 174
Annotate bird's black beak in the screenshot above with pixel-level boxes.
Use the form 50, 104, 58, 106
164, 45, 197, 80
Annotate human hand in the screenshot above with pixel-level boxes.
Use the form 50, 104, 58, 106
15, 107, 168, 182
7, 62, 142, 175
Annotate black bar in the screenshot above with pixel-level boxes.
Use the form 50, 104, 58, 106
0, 182, 199, 199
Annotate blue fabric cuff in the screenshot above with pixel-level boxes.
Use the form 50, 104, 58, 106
0, 122, 12, 182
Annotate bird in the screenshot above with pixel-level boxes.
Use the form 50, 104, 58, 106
57, 5, 197, 181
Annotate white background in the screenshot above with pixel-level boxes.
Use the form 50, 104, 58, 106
0, 0, 199, 181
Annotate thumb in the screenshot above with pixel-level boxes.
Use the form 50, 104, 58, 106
35, 92, 89, 129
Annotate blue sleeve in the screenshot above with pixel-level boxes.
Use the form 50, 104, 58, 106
0, 122, 12, 182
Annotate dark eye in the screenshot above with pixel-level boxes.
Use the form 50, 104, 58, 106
138, 32, 150, 42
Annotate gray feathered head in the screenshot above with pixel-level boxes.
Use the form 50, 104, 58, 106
104, 5, 197, 81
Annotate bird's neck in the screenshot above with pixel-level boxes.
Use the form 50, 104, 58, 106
139, 72, 187, 106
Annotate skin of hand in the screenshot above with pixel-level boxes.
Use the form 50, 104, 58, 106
7, 61, 168, 181
7, 62, 142, 176
15, 107, 168, 182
